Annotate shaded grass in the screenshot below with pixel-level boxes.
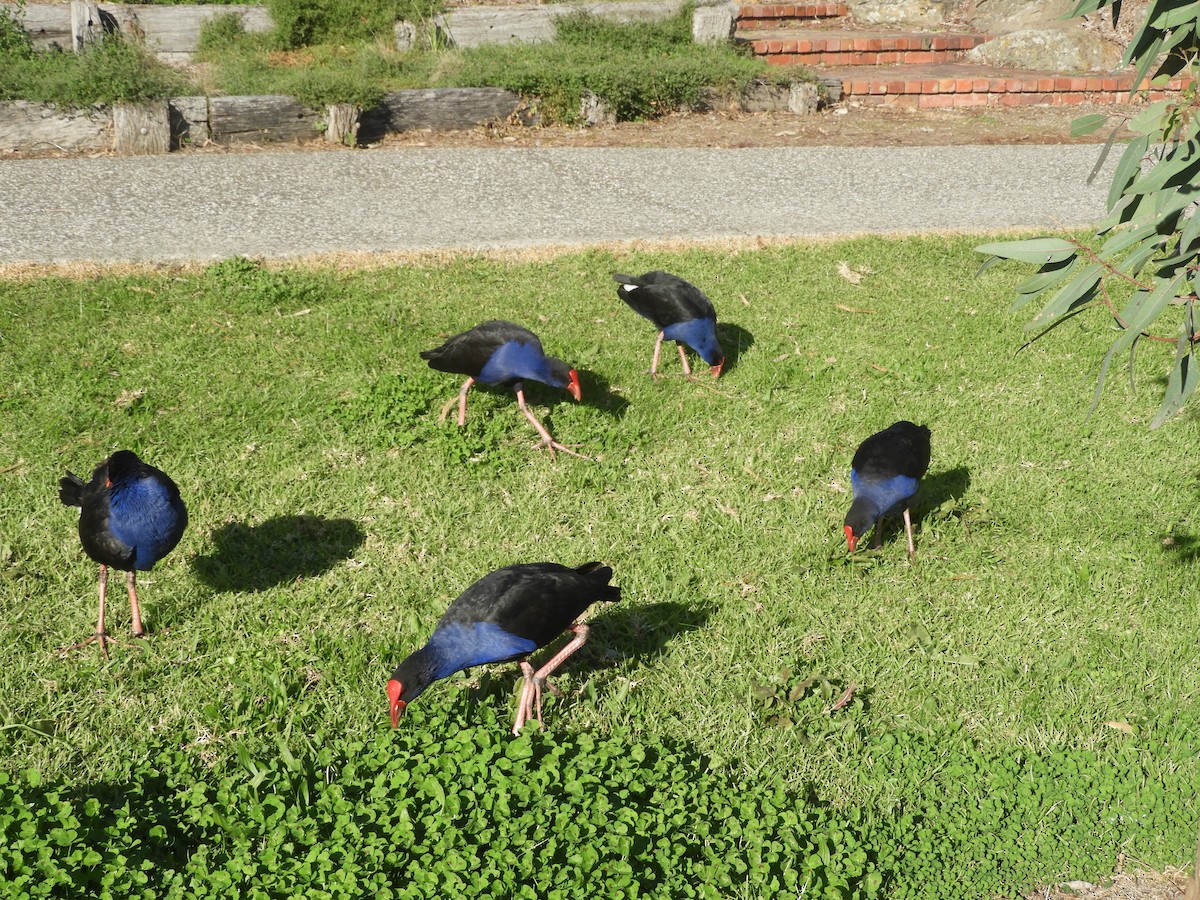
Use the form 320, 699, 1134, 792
0, 237, 1198, 880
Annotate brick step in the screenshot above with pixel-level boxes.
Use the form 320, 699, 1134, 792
740, 29, 989, 66
828, 63, 1194, 108
737, 3, 848, 29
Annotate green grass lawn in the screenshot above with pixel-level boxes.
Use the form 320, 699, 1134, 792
0, 237, 1197, 897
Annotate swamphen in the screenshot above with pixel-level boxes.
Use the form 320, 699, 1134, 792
387, 561, 620, 735
421, 320, 583, 458
613, 271, 725, 378
59, 450, 188, 657
844, 421, 931, 557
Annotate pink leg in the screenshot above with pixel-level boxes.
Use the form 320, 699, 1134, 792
62, 563, 123, 659
677, 343, 691, 376
511, 624, 590, 735
514, 384, 586, 459
439, 377, 475, 426
127, 570, 145, 637
903, 506, 916, 557
649, 332, 664, 379
512, 661, 537, 735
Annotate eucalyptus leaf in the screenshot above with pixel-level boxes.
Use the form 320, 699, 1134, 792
1097, 221, 1160, 259
1127, 32, 1165, 93
1012, 257, 1077, 308
1128, 98, 1174, 135
1150, 1, 1200, 30
1151, 310, 1200, 427
1087, 121, 1123, 185
1125, 144, 1200, 196
1025, 264, 1101, 330
1107, 134, 1150, 211
974, 238, 1078, 265
1071, 112, 1109, 137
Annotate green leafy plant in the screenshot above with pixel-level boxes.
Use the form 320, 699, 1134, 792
752, 666, 862, 732
264, 0, 441, 49
977, 0, 1200, 427
443, 8, 797, 124
0, 1, 35, 61
0, 31, 190, 104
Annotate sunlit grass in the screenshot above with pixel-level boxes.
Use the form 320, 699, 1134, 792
1, 236, 1197, 827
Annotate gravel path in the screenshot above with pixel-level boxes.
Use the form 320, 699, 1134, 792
0, 144, 1115, 264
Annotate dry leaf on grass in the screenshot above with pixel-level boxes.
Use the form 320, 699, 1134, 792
837, 261, 873, 284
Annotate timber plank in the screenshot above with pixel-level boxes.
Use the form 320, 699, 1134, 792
359, 88, 529, 141
210, 95, 321, 144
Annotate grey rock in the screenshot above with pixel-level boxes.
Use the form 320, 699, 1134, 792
394, 20, 417, 51
963, 0, 1077, 34
844, 0, 952, 27
692, 2, 736, 45
965, 27, 1121, 71
168, 96, 209, 148
580, 92, 617, 126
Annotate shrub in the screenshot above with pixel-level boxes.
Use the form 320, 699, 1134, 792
265, 0, 441, 50
0, 34, 190, 105
440, 9, 774, 124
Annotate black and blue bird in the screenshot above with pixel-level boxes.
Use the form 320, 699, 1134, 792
421, 320, 583, 457
843, 421, 931, 557
59, 450, 188, 657
613, 271, 725, 378
387, 562, 620, 735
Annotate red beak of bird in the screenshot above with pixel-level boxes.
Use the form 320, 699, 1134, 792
844, 525, 858, 553
387, 679, 406, 728
567, 369, 582, 402
712, 358, 725, 379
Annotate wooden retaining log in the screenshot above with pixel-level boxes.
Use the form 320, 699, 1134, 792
209, 95, 320, 144
1, 3, 271, 59
113, 100, 169, 154
359, 88, 532, 142
0, 100, 110, 152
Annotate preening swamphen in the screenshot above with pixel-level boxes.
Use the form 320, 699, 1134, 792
387, 562, 620, 735
59, 450, 188, 657
844, 421, 931, 557
421, 320, 583, 458
613, 271, 725, 378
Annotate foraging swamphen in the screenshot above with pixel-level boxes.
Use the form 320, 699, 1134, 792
59, 450, 188, 657
421, 320, 583, 458
613, 271, 725, 378
844, 421, 931, 557
387, 562, 620, 735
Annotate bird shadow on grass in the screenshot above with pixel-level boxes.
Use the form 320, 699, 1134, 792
192, 515, 364, 592
915, 466, 972, 520
580, 599, 715, 668
462, 600, 714, 705
1159, 527, 1200, 564
718, 323, 755, 377
573, 368, 629, 420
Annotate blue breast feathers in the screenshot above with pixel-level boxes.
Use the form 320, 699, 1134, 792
426, 622, 539, 680
107, 478, 183, 570
662, 317, 721, 366
851, 471, 919, 520
477, 341, 549, 385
